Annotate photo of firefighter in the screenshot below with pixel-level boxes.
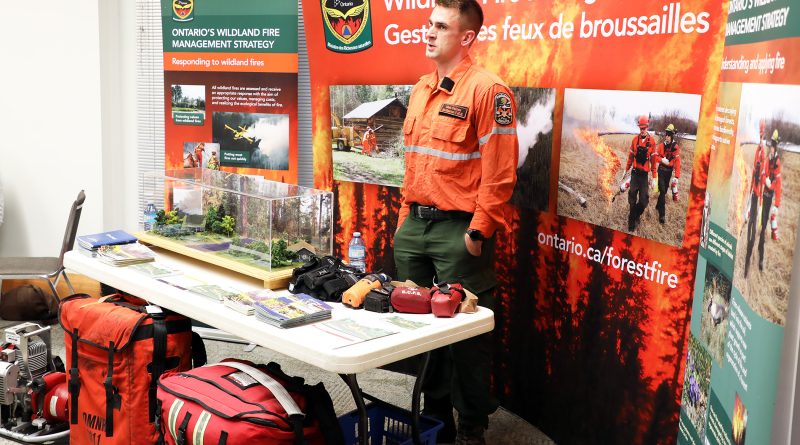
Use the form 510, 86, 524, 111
681, 334, 713, 441
729, 83, 800, 326
558, 89, 701, 247
732, 392, 747, 445
329, 85, 411, 187
699, 263, 732, 364
182, 142, 221, 170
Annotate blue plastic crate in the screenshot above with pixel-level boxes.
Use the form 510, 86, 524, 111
339, 402, 444, 445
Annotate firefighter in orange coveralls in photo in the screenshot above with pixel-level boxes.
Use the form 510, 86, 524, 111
625, 116, 658, 231
744, 121, 769, 277
654, 124, 681, 224
752, 129, 782, 274
393, 1, 518, 443
361, 126, 377, 156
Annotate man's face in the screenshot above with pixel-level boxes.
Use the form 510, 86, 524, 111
639, 126, 648, 137
666, 134, 673, 144
426, 6, 467, 64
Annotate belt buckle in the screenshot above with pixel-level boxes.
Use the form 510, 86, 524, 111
416, 205, 433, 220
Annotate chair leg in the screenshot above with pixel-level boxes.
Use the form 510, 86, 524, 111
62, 270, 76, 295
45, 278, 61, 307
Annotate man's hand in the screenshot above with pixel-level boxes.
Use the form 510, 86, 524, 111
651, 178, 658, 190
661, 157, 670, 166
766, 177, 772, 188
464, 232, 482, 256
771, 205, 779, 217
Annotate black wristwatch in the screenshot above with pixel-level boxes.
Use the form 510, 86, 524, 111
467, 229, 485, 242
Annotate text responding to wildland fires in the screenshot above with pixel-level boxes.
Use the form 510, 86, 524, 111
537, 231, 680, 289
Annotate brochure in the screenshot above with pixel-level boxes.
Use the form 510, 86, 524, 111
96, 243, 155, 266
253, 293, 333, 328
129, 262, 181, 279
78, 230, 138, 250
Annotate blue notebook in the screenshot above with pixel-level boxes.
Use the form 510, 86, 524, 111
77, 230, 138, 250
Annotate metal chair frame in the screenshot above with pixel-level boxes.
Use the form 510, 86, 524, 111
0, 190, 85, 307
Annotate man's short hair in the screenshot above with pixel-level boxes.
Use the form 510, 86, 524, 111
436, 0, 483, 34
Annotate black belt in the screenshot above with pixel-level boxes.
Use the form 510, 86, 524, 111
412, 204, 472, 221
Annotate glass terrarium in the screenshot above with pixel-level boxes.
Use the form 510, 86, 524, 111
139, 169, 333, 288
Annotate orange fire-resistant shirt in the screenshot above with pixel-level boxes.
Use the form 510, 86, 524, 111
397, 56, 519, 237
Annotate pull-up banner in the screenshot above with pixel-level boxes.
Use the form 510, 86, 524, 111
161, 0, 298, 183
304, 1, 730, 444
678, 2, 800, 445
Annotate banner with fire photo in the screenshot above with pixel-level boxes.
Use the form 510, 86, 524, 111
304, 1, 794, 444
161, 0, 299, 183
677, 2, 800, 445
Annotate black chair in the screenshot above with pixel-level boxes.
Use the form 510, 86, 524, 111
0, 190, 85, 306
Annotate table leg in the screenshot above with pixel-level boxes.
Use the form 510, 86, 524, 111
340, 373, 368, 445
412, 352, 431, 445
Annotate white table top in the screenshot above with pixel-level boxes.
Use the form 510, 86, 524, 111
64, 249, 494, 374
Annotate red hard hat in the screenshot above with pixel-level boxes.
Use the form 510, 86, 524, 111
638, 116, 649, 128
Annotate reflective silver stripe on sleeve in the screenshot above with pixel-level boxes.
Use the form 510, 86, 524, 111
479, 127, 517, 146
406, 145, 481, 160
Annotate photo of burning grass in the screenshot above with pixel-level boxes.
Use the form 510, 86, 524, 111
732, 393, 747, 445
558, 89, 701, 247
699, 263, 731, 365
728, 83, 800, 327
680, 334, 713, 442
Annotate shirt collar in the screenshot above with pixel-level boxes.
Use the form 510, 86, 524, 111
425, 55, 473, 95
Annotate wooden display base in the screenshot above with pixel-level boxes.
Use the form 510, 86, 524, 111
135, 231, 293, 289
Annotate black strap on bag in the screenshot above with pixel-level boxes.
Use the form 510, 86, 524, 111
218, 431, 228, 445
68, 328, 81, 425
149, 314, 167, 422
105, 341, 122, 436
191, 331, 207, 368
176, 412, 192, 445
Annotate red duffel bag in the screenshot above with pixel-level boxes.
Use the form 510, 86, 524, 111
157, 360, 329, 445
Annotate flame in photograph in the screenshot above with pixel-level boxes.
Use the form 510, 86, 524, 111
574, 128, 621, 202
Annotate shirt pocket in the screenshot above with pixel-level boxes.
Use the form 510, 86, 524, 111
430, 121, 472, 175
403, 116, 416, 146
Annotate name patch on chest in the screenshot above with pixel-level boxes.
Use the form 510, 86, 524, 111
439, 103, 469, 120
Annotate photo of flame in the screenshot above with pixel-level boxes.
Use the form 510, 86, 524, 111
732, 393, 747, 445
558, 89, 702, 248
729, 83, 800, 327
302, 1, 728, 443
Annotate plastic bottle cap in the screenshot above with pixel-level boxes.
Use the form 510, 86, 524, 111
353, 232, 361, 237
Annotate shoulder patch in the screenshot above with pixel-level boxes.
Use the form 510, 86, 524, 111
494, 92, 513, 125
439, 103, 468, 120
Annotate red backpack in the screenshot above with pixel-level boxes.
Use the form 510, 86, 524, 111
60, 293, 206, 445
157, 359, 342, 445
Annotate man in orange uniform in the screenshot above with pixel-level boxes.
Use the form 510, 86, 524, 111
750, 130, 782, 274
361, 126, 376, 156
625, 116, 658, 231
393, 1, 518, 443
744, 122, 768, 277
654, 124, 681, 224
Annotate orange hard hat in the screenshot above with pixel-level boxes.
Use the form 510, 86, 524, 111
638, 116, 649, 128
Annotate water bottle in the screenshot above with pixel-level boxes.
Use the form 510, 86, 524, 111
143, 203, 157, 230
348, 232, 366, 273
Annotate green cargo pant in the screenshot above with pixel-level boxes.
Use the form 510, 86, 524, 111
393, 211, 499, 428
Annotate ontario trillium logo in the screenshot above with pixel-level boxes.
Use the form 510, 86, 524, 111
321, 0, 373, 53
172, 0, 194, 22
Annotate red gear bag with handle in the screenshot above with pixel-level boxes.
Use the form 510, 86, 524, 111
156, 360, 333, 445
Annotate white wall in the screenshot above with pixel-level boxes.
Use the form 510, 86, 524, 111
0, 0, 139, 257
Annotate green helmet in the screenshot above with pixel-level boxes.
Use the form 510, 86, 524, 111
771, 129, 780, 144
665, 124, 676, 134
